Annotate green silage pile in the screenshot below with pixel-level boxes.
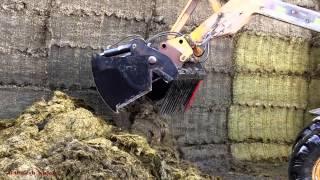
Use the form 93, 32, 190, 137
0, 92, 211, 180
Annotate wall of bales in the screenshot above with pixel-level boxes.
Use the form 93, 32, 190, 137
229, 0, 319, 164
153, 0, 232, 174
229, 32, 309, 162
0, 0, 155, 119
163, 0, 320, 175
306, 34, 320, 122
0, 0, 320, 176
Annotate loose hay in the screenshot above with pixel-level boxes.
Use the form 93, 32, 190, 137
0, 91, 211, 180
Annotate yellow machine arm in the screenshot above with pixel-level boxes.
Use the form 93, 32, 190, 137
171, 0, 222, 33
92, 0, 320, 114
165, 0, 320, 64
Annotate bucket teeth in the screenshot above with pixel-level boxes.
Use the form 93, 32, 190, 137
157, 62, 206, 115
92, 38, 206, 114
159, 79, 200, 115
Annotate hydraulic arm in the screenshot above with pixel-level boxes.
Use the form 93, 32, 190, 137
92, 0, 320, 114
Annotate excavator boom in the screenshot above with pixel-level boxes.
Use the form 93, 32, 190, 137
92, 0, 320, 114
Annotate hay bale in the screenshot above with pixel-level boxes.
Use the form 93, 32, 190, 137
231, 143, 290, 161
205, 37, 234, 73
171, 107, 227, 145
179, 144, 231, 175
192, 72, 232, 108
52, 0, 153, 21
228, 105, 304, 143
307, 79, 320, 108
310, 47, 320, 74
48, 12, 147, 49
304, 78, 320, 125
234, 32, 310, 74
0, 9, 46, 51
48, 45, 96, 89
233, 74, 308, 108
0, 48, 47, 86
1, 0, 50, 13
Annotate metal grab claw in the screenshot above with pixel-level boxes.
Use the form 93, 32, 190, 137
92, 39, 178, 113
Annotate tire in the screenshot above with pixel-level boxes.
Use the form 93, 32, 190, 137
292, 120, 320, 150
289, 129, 320, 180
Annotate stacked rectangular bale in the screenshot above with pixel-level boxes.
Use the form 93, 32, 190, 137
305, 32, 320, 124
47, 0, 152, 88
154, 0, 317, 173
153, 0, 233, 174
0, 0, 51, 119
0, 0, 154, 119
229, 0, 318, 163
46, 0, 154, 118
1, 0, 317, 174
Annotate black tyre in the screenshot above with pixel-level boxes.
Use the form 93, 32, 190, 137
293, 120, 320, 150
289, 129, 320, 180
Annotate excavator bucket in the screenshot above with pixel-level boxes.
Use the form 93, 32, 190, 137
92, 54, 152, 112
92, 39, 206, 114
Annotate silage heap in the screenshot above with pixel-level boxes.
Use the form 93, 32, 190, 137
0, 91, 210, 180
